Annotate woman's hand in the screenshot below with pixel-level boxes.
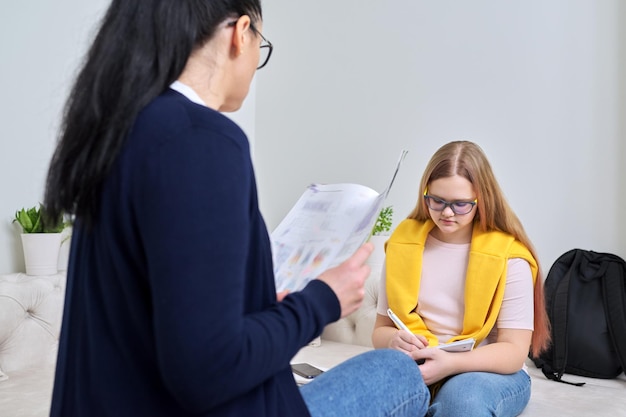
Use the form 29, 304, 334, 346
276, 290, 289, 302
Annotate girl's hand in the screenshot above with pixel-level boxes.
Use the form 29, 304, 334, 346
389, 330, 429, 353
276, 290, 289, 302
413, 348, 456, 386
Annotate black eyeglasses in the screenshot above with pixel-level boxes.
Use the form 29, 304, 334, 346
424, 195, 477, 215
249, 24, 273, 70
227, 21, 273, 70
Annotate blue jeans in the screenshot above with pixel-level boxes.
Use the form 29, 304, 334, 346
427, 370, 531, 417
300, 349, 430, 417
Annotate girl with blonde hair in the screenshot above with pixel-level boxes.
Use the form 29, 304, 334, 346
373, 140, 550, 417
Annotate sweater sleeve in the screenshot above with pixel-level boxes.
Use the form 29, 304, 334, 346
133, 121, 339, 412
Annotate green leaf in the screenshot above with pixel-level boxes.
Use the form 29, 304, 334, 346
373, 206, 394, 235
14, 208, 34, 232
12, 204, 66, 233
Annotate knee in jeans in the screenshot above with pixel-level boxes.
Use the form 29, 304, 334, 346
373, 350, 424, 382
430, 395, 492, 417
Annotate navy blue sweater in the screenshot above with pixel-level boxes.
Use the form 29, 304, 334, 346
50, 90, 341, 416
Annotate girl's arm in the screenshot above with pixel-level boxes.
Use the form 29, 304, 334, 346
413, 328, 531, 385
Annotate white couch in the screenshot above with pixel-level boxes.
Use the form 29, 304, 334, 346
0, 273, 64, 417
2, 263, 625, 417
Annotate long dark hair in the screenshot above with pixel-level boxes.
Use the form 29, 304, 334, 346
44, 0, 262, 228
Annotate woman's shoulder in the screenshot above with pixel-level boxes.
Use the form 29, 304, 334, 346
147, 90, 240, 129
132, 90, 247, 147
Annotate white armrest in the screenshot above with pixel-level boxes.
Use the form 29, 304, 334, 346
321, 268, 380, 347
0, 273, 66, 376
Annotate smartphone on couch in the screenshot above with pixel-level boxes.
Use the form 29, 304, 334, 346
291, 363, 324, 379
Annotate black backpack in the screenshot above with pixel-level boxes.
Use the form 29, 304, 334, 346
531, 249, 626, 385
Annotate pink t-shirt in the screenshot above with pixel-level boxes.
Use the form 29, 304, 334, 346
377, 235, 534, 346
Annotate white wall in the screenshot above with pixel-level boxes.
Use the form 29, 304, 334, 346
620, 2, 626, 257
1, 1, 624, 274
255, 0, 626, 270
0, 1, 108, 273
0, 2, 256, 274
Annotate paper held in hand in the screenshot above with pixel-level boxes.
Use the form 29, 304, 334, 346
271, 150, 408, 292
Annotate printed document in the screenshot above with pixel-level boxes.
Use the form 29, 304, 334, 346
271, 151, 407, 292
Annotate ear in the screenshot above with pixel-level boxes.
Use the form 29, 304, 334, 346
231, 15, 252, 57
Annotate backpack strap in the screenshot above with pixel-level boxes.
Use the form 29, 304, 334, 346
550, 253, 573, 376
601, 255, 626, 375
542, 250, 585, 386
541, 249, 585, 386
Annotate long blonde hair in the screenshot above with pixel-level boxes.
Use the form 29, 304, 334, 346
408, 140, 550, 356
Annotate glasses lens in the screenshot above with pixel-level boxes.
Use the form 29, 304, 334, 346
451, 202, 474, 215
425, 196, 445, 211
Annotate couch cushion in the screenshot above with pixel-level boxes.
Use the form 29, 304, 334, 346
0, 273, 65, 376
322, 268, 379, 347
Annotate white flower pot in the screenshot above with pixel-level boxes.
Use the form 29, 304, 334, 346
20, 233, 62, 276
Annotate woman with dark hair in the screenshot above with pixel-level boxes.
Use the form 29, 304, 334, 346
372, 141, 551, 416
45, 1, 429, 416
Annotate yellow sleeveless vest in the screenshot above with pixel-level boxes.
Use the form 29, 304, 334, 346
385, 219, 537, 347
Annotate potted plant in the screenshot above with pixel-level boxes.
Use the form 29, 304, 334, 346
369, 206, 393, 268
13, 204, 66, 276
372, 206, 393, 236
